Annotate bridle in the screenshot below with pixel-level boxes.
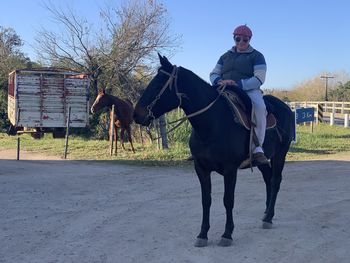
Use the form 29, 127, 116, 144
145, 65, 227, 137
146, 66, 184, 120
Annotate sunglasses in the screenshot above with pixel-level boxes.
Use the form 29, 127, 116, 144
234, 36, 250, 43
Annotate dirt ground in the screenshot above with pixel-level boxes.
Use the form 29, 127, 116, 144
1, 150, 350, 263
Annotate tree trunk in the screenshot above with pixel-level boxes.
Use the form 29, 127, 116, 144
92, 77, 98, 98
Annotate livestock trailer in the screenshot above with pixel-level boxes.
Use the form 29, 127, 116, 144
8, 68, 90, 137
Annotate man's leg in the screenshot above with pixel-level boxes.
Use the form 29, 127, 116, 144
246, 89, 268, 164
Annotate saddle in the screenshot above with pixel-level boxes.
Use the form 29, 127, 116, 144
221, 89, 276, 131
220, 88, 278, 171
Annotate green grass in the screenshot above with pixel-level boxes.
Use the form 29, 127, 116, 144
288, 124, 350, 160
0, 132, 191, 166
1, 123, 350, 165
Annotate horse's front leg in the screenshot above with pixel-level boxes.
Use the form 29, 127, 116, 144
219, 169, 237, 247
194, 163, 211, 247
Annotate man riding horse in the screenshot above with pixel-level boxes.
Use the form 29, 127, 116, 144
210, 24, 269, 167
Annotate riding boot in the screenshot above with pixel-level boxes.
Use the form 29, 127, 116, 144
252, 152, 269, 166
239, 151, 269, 169
239, 89, 268, 169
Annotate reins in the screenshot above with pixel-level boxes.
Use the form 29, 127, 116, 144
147, 66, 228, 140
165, 84, 227, 134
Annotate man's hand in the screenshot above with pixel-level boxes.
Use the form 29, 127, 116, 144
217, 79, 237, 86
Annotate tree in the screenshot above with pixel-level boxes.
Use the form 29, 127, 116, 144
34, 0, 180, 101
0, 26, 30, 131
268, 71, 350, 102
99, 0, 180, 100
329, 81, 350, 101
34, 2, 102, 97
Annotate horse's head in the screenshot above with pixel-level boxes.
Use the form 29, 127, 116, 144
91, 89, 108, 114
133, 54, 182, 126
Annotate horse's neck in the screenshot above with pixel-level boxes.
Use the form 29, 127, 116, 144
178, 69, 223, 132
106, 94, 123, 108
178, 68, 218, 113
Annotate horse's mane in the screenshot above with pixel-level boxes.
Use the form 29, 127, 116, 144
105, 93, 133, 107
179, 66, 252, 113
179, 66, 212, 87
124, 98, 133, 107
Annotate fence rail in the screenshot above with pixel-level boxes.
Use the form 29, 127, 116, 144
288, 101, 350, 127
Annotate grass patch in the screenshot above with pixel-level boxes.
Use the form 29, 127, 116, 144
1, 123, 350, 165
0, 132, 191, 166
288, 123, 350, 160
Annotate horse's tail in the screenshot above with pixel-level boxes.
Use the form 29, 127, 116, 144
264, 95, 295, 142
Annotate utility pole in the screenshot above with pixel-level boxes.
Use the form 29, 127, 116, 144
320, 75, 334, 101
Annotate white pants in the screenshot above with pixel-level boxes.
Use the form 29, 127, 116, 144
246, 89, 267, 153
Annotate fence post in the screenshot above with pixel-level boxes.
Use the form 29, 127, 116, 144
17, 137, 20, 160
158, 115, 169, 149
155, 120, 161, 150
109, 105, 115, 156
316, 103, 323, 124
345, 114, 349, 128
330, 112, 335, 126
64, 107, 71, 159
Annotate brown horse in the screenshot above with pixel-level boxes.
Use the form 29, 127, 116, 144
91, 90, 135, 153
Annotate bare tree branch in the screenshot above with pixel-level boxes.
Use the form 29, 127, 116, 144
34, 0, 181, 99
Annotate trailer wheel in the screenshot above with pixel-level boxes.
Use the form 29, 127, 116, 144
52, 128, 65, 138
30, 131, 44, 140
31, 128, 44, 139
7, 125, 19, 136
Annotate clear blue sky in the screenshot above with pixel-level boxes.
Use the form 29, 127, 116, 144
1, 0, 350, 89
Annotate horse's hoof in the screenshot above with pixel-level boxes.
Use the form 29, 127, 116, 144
218, 237, 233, 247
262, 221, 273, 229
194, 238, 208, 247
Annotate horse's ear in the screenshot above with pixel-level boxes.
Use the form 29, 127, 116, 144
158, 53, 172, 68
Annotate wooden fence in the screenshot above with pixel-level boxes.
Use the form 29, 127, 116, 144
288, 101, 350, 127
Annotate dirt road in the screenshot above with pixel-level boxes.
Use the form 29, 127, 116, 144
1, 150, 349, 262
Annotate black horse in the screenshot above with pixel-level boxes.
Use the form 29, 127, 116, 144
133, 54, 294, 247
